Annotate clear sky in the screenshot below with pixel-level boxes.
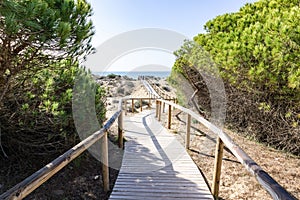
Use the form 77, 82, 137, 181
85, 0, 258, 72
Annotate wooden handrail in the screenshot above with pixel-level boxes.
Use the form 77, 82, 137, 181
0, 110, 122, 200
155, 98, 296, 200
0, 95, 158, 200
141, 79, 160, 98
145, 79, 176, 101
2, 77, 295, 200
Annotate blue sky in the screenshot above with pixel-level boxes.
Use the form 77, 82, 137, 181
85, 0, 257, 72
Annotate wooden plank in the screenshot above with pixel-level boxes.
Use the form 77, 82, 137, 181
113, 181, 208, 186
212, 137, 224, 199
185, 114, 191, 149
116, 174, 203, 179
110, 195, 213, 200
148, 98, 151, 108
110, 191, 212, 198
101, 132, 109, 192
131, 99, 134, 113
124, 100, 127, 115
158, 101, 162, 121
118, 111, 123, 148
112, 182, 208, 187
109, 109, 213, 200
112, 187, 208, 193
155, 100, 158, 117
168, 104, 171, 129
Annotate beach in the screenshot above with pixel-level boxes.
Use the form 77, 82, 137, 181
93, 74, 176, 118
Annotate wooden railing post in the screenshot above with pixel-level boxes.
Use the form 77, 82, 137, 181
148, 97, 151, 108
131, 99, 134, 113
140, 99, 143, 112
173, 98, 176, 110
118, 110, 123, 149
212, 137, 224, 199
185, 114, 191, 149
158, 101, 162, 121
124, 100, 127, 116
162, 102, 165, 113
101, 132, 109, 192
168, 104, 171, 129
155, 100, 158, 118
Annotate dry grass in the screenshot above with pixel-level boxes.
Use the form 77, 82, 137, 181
159, 108, 300, 200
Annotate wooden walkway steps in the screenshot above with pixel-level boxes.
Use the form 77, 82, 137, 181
109, 109, 214, 200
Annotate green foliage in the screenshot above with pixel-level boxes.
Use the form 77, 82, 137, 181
72, 65, 107, 136
194, 0, 300, 98
0, 0, 95, 102
107, 73, 118, 79
0, 0, 94, 57
0, 0, 101, 158
1, 60, 106, 156
174, 0, 300, 112
171, 0, 300, 155
167, 71, 189, 107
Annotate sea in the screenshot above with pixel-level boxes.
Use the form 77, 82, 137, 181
92, 71, 171, 79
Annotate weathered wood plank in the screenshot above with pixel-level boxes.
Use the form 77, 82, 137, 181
109, 110, 213, 200
168, 104, 172, 129
185, 114, 191, 149
110, 192, 214, 199
212, 137, 224, 198
112, 183, 209, 189
110, 196, 213, 200
101, 132, 109, 192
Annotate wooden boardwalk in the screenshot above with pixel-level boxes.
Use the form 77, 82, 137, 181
109, 109, 214, 200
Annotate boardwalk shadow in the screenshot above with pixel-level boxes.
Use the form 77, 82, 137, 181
110, 110, 214, 199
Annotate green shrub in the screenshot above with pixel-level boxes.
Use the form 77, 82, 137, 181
0, 60, 106, 157
171, 0, 300, 155
107, 73, 117, 79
